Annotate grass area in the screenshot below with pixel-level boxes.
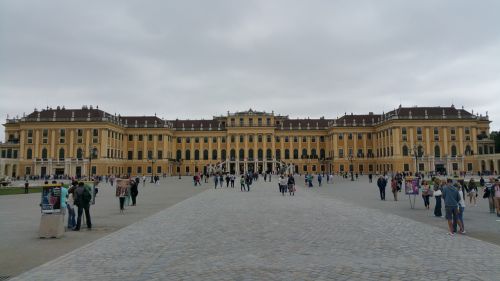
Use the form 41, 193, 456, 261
0, 187, 43, 195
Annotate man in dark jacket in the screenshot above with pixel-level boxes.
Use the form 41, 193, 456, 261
377, 176, 387, 200
73, 182, 92, 231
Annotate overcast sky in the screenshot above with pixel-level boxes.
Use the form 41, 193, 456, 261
1, 0, 500, 141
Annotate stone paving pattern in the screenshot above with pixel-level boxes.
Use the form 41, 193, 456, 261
11, 179, 500, 281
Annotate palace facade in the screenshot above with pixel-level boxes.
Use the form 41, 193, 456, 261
1, 105, 498, 178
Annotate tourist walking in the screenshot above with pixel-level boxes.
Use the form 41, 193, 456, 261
225, 174, 230, 187
368, 173, 373, 183
230, 174, 235, 188
434, 184, 443, 217
67, 183, 76, 229
317, 174, 322, 186
421, 180, 431, 209
24, 180, 29, 193
288, 174, 295, 196
240, 175, 245, 191
219, 174, 224, 188
245, 174, 252, 191
467, 178, 478, 206
279, 175, 287, 196
454, 184, 466, 233
130, 179, 138, 206
494, 179, 500, 216
214, 174, 219, 189
484, 180, 496, 213
73, 182, 92, 231
442, 179, 464, 235
391, 177, 398, 201
377, 176, 387, 200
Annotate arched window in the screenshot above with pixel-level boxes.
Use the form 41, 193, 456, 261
77, 148, 83, 159
275, 149, 281, 160
465, 145, 471, 156
176, 150, 182, 160
91, 147, 98, 159
230, 149, 235, 160
285, 149, 290, 159
194, 150, 200, 160
248, 149, 254, 160
311, 149, 317, 158
451, 145, 457, 157
239, 149, 244, 159
59, 148, 65, 160
258, 149, 263, 160
293, 149, 299, 159
402, 145, 409, 156
42, 148, 48, 159
203, 149, 209, 160
418, 145, 424, 157
221, 149, 226, 160
185, 149, 191, 160
320, 149, 325, 159
26, 148, 33, 159
302, 148, 307, 158
434, 145, 440, 158
212, 149, 217, 160
266, 149, 272, 160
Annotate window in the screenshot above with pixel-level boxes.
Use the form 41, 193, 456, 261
148, 134, 153, 141
185, 150, 191, 160
258, 149, 263, 160
284, 136, 289, 142
465, 128, 470, 135
177, 137, 182, 143
275, 149, 281, 160
248, 149, 254, 160
59, 148, 65, 160
249, 135, 253, 142
249, 118, 253, 126
138, 151, 143, 160
338, 133, 343, 140
417, 127, 422, 135
266, 149, 272, 159
195, 137, 199, 143
357, 133, 362, 140
293, 136, 298, 143
266, 118, 271, 126
239, 149, 244, 159
128, 151, 133, 160
267, 135, 271, 142
204, 150, 209, 160
176, 150, 182, 160
158, 135, 163, 141
302, 149, 308, 158
26, 148, 32, 159
212, 137, 217, 143
320, 149, 325, 159
402, 127, 407, 135
230, 135, 235, 143
402, 146, 409, 156
320, 136, 325, 142
258, 118, 262, 126
186, 137, 190, 143
275, 136, 280, 143
147, 150, 153, 159
258, 135, 262, 142
239, 118, 244, 126
139, 135, 143, 141
128, 135, 133, 141
284, 149, 290, 159
137, 167, 142, 174
434, 146, 440, 158
42, 148, 48, 159
203, 137, 208, 143
451, 145, 457, 157
311, 149, 317, 158
433, 127, 439, 135
27, 130, 33, 144
212, 150, 217, 160
312, 137, 316, 143
348, 133, 353, 140
450, 128, 456, 135
293, 149, 299, 159
194, 150, 200, 160
157, 150, 163, 159
338, 148, 344, 158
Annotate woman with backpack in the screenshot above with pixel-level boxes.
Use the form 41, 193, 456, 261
130, 179, 139, 206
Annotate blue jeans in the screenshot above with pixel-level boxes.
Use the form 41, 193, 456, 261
67, 205, 76, 229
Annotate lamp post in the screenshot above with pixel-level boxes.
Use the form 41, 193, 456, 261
412, 144, 419, 176
348, 154, 354, 181
149, 158, 156, 183
88, 145, 94, 180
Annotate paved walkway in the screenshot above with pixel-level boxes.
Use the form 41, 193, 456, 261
10, 178, 500, 281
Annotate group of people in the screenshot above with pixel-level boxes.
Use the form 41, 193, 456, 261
376, 174, 500, 236
278, 174, 296, 196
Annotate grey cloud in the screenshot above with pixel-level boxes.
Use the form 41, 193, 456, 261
1, 0, 500, 140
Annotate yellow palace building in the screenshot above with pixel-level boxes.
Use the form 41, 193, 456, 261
1, 105, 498, 178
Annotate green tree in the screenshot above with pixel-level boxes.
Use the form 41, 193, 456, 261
490, 131, 500, 153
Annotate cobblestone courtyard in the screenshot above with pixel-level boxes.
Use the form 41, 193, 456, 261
9, 177, 500, 281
